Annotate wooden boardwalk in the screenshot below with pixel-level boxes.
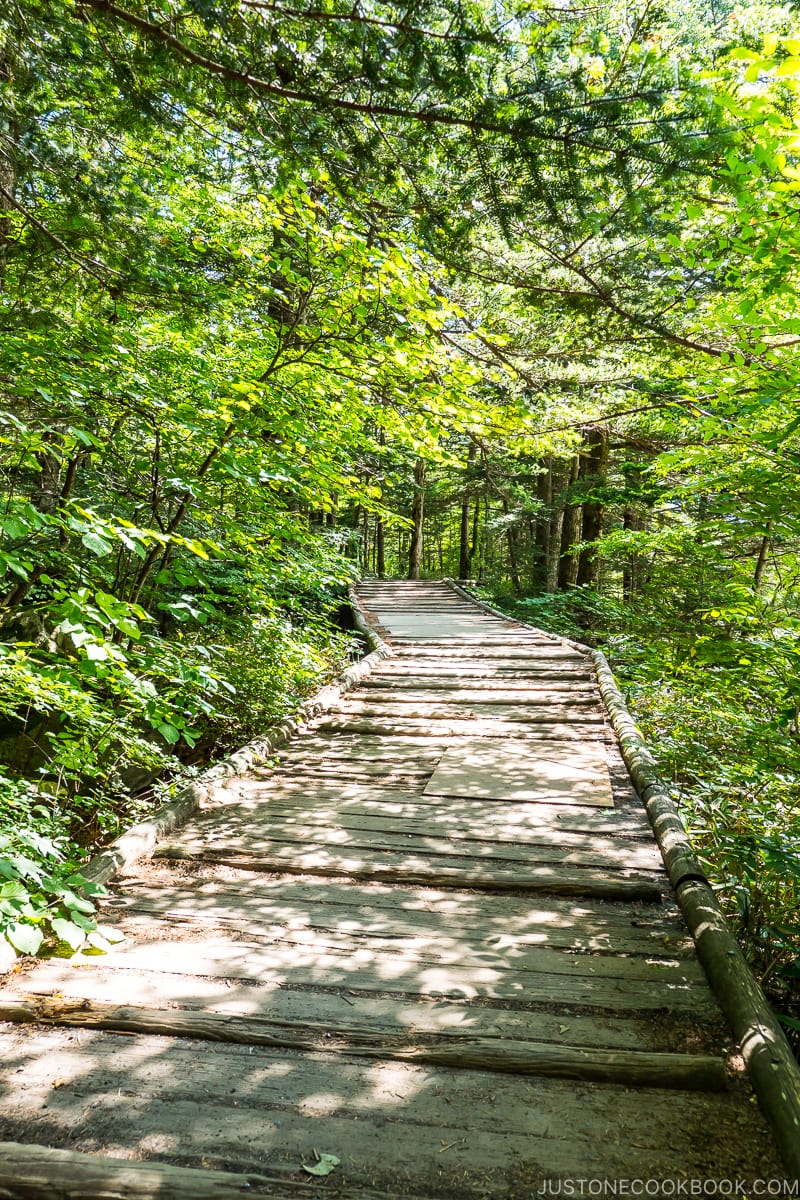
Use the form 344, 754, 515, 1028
0, 580, 787, 1196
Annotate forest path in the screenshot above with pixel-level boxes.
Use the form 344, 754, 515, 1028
0, 580, 784, 1196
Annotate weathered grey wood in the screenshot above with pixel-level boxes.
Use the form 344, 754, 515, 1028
105, 874, 686, 939
11, 964, 694, 1051
0, 1144, 285, 1200
376, 664, 595, 680
271, 732, 456, 753
223, 785, 654, 835
183, 808, 663, 866
218, 800, 654, 840
390, 649, 579, 658
33, 934, 714, 1009
354, 685, 601, 702
0, 994, 726, 1090
103, 906, 699, 984
334, 700, 605, 723
164, 820, 663, 871
154, 843, 665, 901
219, 783, 651, 830
271, 760, 440, 775
316, 716, 607, 740
0, 1028, 781, 1187
266, 763, 433, 782
102, 893, 691, 956
0, 578, 782, 1200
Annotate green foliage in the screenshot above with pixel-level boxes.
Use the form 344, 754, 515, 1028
491, 587, 623, 645
0, 771, 115, 956
618, 633, 800, 996
205, 613, 355, 754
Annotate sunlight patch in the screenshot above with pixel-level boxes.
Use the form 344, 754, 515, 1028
423, 739, 614, 807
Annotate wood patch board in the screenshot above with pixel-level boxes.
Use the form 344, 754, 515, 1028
424, 738, 615, 807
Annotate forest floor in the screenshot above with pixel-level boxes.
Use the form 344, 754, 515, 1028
0, 580, 787, 1197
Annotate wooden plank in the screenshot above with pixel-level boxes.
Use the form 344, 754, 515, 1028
422, 739, 614, 807
101, 888, 690, 955
388, 648, 588, 661
172, 820, 666, 868
264, 764, 434, 781
154, 843, 665, 902
106, 874, 686, 939
269, 732, 457, 753
385, 662, 591, 675
0, 1144, 285, 1200
315, 717, 607, 740
383, 633, 546, 642
183, 806, 663, 866
365, 602, 481, 610
354, 685, 601, 701
271, 753, 441, 768
0, 994, 727, 1090
10, 963, 693, 1051
164, 827, 659, 872
106, 913, 697, 984
334, 700, 606, 723
270, 747, 437, 765
209, 786, 655, 837
105, 910, 700, 984
0, 1029, 779, 1184
375, 663, 594, 677
33, 932, 714, 1010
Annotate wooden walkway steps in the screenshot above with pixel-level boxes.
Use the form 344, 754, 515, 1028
0, 580, 790, 1196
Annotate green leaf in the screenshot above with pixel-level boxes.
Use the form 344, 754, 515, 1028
68, 908, 98, 931
51, 916, 87, 950
84, 642, 109, 662
302, 1154, 340, 1177
1, 516, 29, 539
0, 551, 31, 578
86, 929, 113, 952
59, 889, 96, 914
67, 427, 97, 447
81, 531, 113, 556
6, 922, 44, 955
0, 881, 29, 901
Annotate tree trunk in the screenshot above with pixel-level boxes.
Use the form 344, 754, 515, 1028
362, 506, 370, 572
375, 516, 386, 579
466, 497, 479, 582
622, 506, 645, 601
557, 455, 582, 590
0, 43, 17, 285
128, 425, 235, 604
458, 443, 476, 579
576, 427, 609, 588
533, 458, 551, 591
502, 500, 522, 594
753, 518, 774, 592
545, 464, 567, 593
407, 457, 425, 580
